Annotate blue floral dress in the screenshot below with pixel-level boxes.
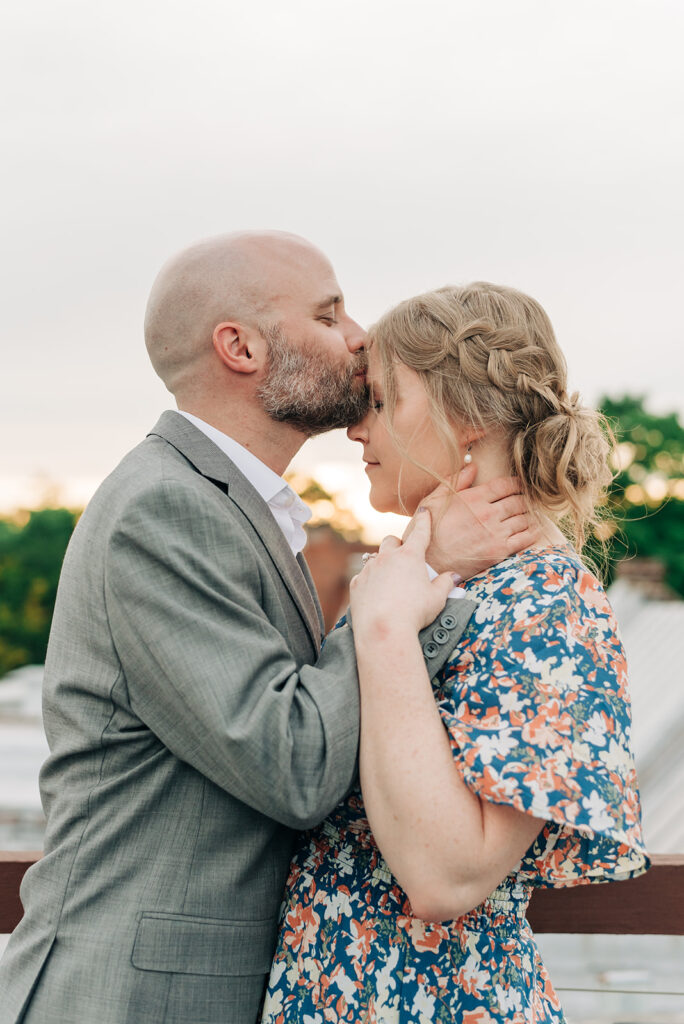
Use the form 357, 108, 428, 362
261, 547, 649, 1023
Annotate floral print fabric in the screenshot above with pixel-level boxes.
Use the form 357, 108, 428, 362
261, 547, 649, 1023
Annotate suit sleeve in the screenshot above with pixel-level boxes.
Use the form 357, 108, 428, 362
104, 480, 361, 830
342, 598, 478, 681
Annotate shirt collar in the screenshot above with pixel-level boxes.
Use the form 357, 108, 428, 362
178, 412, 285, 501
178, 412, 311, 552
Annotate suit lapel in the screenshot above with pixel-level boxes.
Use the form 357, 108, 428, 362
148, 411, 322, 652
297, 554, 325, 637
226, 472, 323, 652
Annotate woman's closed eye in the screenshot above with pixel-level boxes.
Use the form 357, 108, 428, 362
369, 387, 384, 412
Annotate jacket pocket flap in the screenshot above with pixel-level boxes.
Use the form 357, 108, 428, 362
131, 912, 278, 976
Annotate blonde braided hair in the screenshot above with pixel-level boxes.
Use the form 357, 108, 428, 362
369, 282, 614, 552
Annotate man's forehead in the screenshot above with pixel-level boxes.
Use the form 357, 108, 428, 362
269, 258, 342, 307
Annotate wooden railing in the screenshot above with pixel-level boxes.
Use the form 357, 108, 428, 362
527, 854, 684, 934
1, 852, 682, 935
1, 852, 40, 933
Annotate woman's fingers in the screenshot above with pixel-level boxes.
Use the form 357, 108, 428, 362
378, 534, 401, 555
401, 517, 416, 542
433, 571, 457, 603
400, 507, 432, 554
350, 510, 452, 633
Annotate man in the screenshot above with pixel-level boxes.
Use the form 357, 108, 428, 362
0, 232, 532, 1024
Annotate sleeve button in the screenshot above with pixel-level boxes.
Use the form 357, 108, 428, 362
439, 613, 457, 629
423, 641, 440, 658
432, 627, 450, 645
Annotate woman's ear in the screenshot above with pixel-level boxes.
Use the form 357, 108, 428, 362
463, 428, 487, 448
212, 322, 264, 375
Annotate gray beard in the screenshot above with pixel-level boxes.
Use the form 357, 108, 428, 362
256, 324, 369, 435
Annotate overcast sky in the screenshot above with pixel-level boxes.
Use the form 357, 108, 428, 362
2, 0, 682, 532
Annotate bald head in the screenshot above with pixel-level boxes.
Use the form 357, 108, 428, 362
144, 230, 331, 398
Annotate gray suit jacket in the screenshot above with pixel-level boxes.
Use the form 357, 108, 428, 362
0, 412, 475, 1024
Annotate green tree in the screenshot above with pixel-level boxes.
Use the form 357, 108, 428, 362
599, 395, 684, 596
0, 508, 78, 677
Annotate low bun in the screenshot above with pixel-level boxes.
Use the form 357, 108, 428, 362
514, 404, 613, 548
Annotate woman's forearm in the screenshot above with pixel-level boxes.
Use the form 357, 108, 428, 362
355, 622, 486, 917
355, 622, 543, 921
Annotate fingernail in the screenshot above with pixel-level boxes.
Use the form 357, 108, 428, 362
451, 573, 463, 585
417, 506, 428, 514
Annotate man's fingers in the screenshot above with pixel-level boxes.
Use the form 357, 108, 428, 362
494, 495, 527, 520
424, 464, 476, 499
486, 476, 524, 500
454, 463, 477, 492
378, 534, 401, 554
502, 514, 530, 537
421, 480, 450, 505
505, 527, 544, 555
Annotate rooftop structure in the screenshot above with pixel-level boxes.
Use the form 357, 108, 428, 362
607, 560, 684, 854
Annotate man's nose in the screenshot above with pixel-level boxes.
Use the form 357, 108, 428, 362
345, 316, 366, 353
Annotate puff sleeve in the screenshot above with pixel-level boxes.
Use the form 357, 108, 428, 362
434, 550, 650, 887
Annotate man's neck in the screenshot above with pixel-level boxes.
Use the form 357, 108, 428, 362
177, 401, 308, 476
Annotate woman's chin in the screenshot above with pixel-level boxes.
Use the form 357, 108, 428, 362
369, 490, 399, 515
369, 492, 412, 516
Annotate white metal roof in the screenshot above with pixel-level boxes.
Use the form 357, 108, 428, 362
608, 580, 684, 853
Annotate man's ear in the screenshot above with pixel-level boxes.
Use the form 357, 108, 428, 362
212, 322, 264, 375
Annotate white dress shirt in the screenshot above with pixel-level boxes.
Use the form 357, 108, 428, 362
179, 412, 311, 556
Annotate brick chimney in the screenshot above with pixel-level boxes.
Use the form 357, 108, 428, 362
303, 525, 377, 631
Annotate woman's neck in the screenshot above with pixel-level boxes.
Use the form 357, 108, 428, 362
469, 435, 569, 550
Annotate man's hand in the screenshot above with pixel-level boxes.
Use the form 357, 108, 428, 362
417, 465, 542, 578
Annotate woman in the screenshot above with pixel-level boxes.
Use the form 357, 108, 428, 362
261, 283, 649, 1023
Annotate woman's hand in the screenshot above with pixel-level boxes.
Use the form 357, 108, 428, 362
349, 508, 456, 636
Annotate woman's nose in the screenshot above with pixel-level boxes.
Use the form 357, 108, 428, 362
347, 412, 371, 443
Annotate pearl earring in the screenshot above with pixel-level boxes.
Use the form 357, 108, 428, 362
464, 444, 473, 465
